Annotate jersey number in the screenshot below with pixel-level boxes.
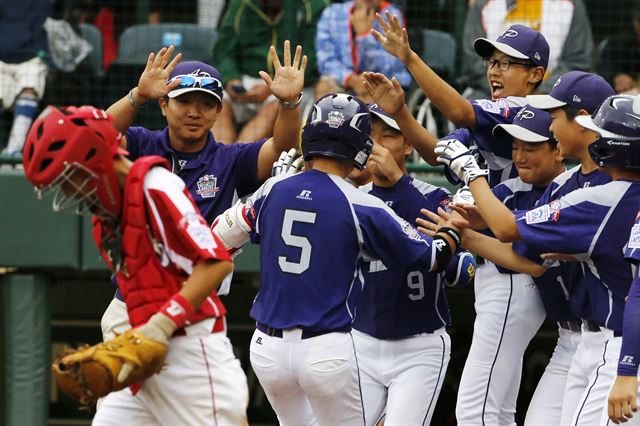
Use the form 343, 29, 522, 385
407, 271, 425, 301
279, 209, 317, 274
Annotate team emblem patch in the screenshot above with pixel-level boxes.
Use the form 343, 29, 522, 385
401, 221, 422, 241
475, 99, 500, 114
628, 224, 640, 249
327, 111, 345, 128
525, 205, 550, 224
196, 174, 220, 198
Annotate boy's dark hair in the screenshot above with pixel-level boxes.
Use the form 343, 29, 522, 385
562, 105, 582, 121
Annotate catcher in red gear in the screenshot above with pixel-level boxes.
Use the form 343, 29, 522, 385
23, 105, 248, 424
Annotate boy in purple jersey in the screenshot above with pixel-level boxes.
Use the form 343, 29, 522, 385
432, 94, 640, 425
610, 214, 640, 424
368, 13, 548, 188
352, 104, 467, 425
454, 105, 569, 425
212, 93, 462, 425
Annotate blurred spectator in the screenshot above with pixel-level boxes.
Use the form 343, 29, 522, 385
315, 0, 411, 102
213, 0, 327, 144
0, 0, 52, 157
461, 0, 593, 99
596, 1, 640, 94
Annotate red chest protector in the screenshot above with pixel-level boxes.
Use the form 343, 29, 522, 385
93, 156, 226, 327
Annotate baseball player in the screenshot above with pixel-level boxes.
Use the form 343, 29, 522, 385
609, 217, 640, 424
212, 93, 462, 425
352, 104, 476, 425
450, 105, 568, 426
433, 94, 640, 425
100, 41, 306, 340
370, 13, 548, 188
22, 105, 248, 425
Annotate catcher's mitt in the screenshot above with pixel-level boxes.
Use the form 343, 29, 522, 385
52, 329, 168, 404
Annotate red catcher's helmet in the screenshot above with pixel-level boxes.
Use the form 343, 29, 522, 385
22, 105, 126, 219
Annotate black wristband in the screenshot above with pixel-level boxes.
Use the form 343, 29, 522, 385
432, 234, 453, 272
438, 226, 461, 247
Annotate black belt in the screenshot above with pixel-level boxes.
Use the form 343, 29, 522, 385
558, 320, 582, 332
582, 319, 622, 337
256, 322, 351, 339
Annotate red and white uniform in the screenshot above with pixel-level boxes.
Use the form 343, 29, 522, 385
92, 157, 248, 426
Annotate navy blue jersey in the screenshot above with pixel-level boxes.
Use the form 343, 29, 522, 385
492, 176, 580, 321
619, 211, 640, 375
513, 165, 612, 321
126, 126, 265, 223
247, 170, 439, 331
353, 176, 452, 338
491, 177, 547, 274
515, 181, 640, 332
442, 97, 527, 187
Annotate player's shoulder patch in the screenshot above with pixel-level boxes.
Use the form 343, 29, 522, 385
628, 224, 640, 249
525, 204, 550, 224
474, 99, 501, 114
400, 220, 422, 241
526, 201, 561, 224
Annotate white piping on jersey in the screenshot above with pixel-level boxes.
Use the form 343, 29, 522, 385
498, 177, 533, 205
434, 274, 447, 326
143, 167, 197, 274
205, 296, 221, 316
250, 173, 297, 235
550, 165, 582, 198
605, 288, 614, 330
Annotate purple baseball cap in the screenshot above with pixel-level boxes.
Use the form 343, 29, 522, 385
526, 71, 615, 112
474, 24, 549, 69
167, 61, 224, 102
492, 106, 554, 143
368, 103, 400, 131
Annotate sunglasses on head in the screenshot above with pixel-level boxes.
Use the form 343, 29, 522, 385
169, 74, 223, 92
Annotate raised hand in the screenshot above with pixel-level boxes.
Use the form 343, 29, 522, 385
435, 139, 488, 185
272, 148, 303, 177
362, 72, 405, 115
137, 45, 183, 101
260, 40, 307, 103
371, 11, 412, 63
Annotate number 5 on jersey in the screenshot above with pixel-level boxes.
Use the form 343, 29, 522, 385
279, 209, 317, 274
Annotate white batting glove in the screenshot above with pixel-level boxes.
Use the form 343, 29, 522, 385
435, 139, 488, 185
452, 186, 475, 205
211, 200, 254, 252
272, 148, 303, 177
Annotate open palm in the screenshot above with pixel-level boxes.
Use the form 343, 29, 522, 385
260, 40, 307, 102
371, 11, 412, 63
137, 45, 182, 100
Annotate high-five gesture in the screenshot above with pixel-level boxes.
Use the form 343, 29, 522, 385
362, 72, 405, 115
371, 11, 413, 63
136, 45, 183, 102
260, 40, 307, 103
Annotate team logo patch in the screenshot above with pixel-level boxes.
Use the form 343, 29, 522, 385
475, 99, 500, 114
327, 111, 345, 128
196, 174, 220, 198
628, 224, 640, 249
401, 220, 422, 241
525, 205, 550, 224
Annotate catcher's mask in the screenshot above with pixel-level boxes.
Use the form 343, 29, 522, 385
575, 94, 640, 170
23, 105, 126, 220
301, 93, 373, 170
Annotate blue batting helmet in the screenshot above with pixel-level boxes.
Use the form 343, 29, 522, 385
301, 93, 373, 170
576, 94, 640, 170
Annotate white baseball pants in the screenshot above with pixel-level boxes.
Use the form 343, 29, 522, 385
249, 328, 365, 426
456, 262, 546, 426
